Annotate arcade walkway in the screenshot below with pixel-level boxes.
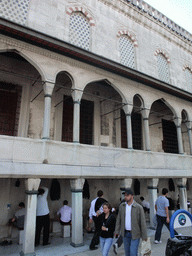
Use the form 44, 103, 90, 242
1, 225, 192, 256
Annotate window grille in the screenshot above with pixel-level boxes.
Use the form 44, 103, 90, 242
119, 36, 135, 69
80, 99, 94, 145
69, 12, 90, 51
162, 119, 178, 154
185, 68, 192, 87
157, 53, 170, 83
0, 0, 29, 25
0, 82, 22, 136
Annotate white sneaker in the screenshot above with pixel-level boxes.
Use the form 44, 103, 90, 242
154, 240, 162, 244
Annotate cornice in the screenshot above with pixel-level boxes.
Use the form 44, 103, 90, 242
0, 35, 97, 73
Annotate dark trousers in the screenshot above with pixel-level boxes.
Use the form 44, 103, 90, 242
35, 214, 50, 246
155, 214, 178, 241
89, 216, 100, 249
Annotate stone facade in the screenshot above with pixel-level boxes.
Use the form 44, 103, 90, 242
0, 0, 192, 253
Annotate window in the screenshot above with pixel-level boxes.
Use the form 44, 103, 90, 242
119, 36, 135, 69
0, 0, 29, 25
157, 53, 170, 83
69, 12, 90, 51
185, 68, 192, 88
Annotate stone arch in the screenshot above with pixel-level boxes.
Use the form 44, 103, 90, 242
149, 98, 179, 154
117, 30, 138, 47
66, 6, 95, 26
154, 49, 171, 63
0, 49, 45, 138
83, 78, 127, 105
83, 79, 126, 148
0, 49, 46, 81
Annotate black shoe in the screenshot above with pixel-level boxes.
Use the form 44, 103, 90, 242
90, 247, 98, 250
113, 244, 117, 255
43, 242, 51, 246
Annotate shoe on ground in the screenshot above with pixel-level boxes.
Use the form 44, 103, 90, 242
113, 244, 118, 254
90, 247, 98, 250
154, 240, 162, 244
43, 242, 51, 246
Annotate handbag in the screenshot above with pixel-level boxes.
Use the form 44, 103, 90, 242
140, 237, 152, 256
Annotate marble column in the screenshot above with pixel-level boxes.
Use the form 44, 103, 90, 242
186, 122, 192, 155
174, 118, 184, 154
177, 178, 187, 210
20, 179, 41, 256
120, 178, 133, 200
123, 105, 133, 149
142, 109, 151, 151
42, 82, 54, 139
70, 178, 85, 247
71, 90, 83, 143
147, 178, 159, 229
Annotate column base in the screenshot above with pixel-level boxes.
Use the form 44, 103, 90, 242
20, 251, 36, 256
70, 242, 84, 247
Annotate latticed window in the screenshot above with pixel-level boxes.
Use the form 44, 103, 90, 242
69, 12, 90, 51
0, 0, 29, 25
119, 36, 135, 69
185, 68, 192, 87
157, 53, 170, 83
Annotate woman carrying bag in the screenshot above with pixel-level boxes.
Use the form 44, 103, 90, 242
98, 202, 116, 256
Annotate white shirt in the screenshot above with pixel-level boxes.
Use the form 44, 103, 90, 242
57, 205, 72, 222
125, 202, 133, 231
89, 197, 98, 219
142, 200, 150, 209
37, 187, 49, 216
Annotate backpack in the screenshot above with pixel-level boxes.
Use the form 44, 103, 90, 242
95, 198, 107, 212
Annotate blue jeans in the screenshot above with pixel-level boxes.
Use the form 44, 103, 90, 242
155, 214, 178, 241
124, 231, 140, 256
100, 237, 113, 256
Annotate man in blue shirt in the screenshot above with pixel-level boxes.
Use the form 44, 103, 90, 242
154, 188, 178, 244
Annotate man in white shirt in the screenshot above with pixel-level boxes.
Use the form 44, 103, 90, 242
35, 186, 50, 246
115, 188, 147, 256
57, 200, 72, 225
140, 196, 150, 213
89, 190, 107, 250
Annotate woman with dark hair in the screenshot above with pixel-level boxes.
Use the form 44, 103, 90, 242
98, 202, 116, 256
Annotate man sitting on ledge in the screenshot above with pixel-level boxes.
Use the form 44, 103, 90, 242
57, 200, 72, 225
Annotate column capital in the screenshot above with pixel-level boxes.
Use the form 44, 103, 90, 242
120, 178, 132, 190
71, 89, 83, 103
122, 103, 133, 115
25, 178, 41, 191
173, 117, 182, 127
176, 178, 187, 187
70, 179, 85, 192
141, 108, 150, 119
147, 178, 159, 188
43, 81, 54, 96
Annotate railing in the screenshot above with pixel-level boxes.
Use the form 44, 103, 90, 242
124, 0, 192, 43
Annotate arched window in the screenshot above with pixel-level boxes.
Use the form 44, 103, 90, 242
69, 12, 90, 51
157, 53, 170, 83
119, 36, 135, 69
185, 68, 192, 88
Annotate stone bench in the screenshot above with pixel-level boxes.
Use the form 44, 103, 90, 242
19, 230, 24, 245
61, 225, 70, 238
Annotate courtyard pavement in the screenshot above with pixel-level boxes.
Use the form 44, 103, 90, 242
0, 225, 192, 256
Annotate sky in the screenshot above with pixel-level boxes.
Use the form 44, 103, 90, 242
144, 0, 192, 34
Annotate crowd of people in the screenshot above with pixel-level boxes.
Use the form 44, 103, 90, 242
9, 185, 184, 256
